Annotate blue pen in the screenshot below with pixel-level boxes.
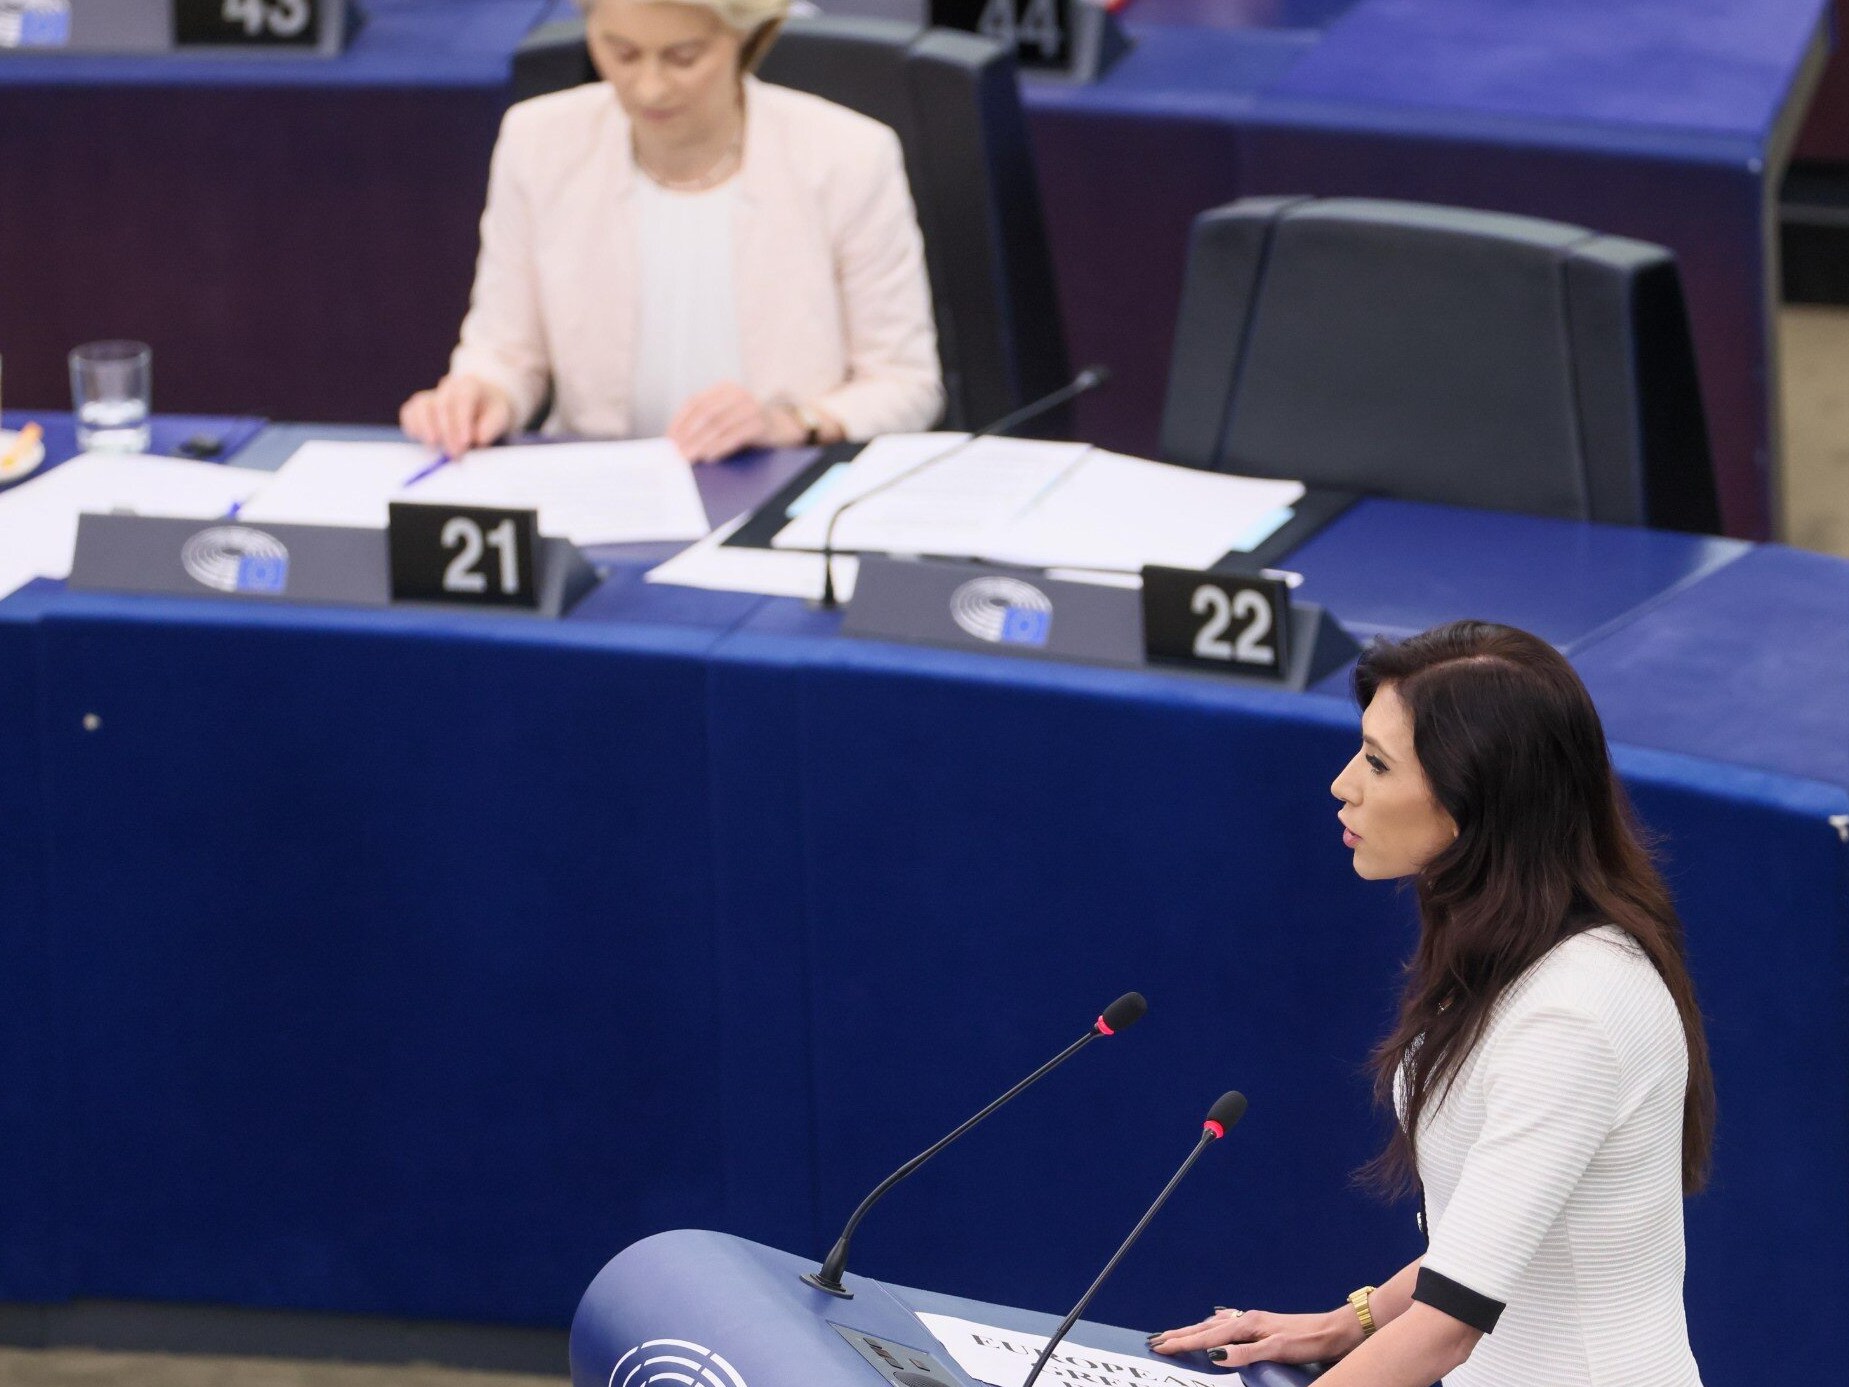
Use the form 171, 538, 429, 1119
403, 451, 453, 487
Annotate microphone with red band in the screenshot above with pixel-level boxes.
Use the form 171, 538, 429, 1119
801, 991, 1148, 1298
1020, 1091, 1249, 1387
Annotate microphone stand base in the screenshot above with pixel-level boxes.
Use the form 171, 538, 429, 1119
800, 1272, 855, 1299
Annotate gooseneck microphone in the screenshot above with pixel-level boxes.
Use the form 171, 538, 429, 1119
1020, 1091, 1249, 1387
800, 991, 1147, 1298
816, 365, 1113, 608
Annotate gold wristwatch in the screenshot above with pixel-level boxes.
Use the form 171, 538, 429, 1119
1347, 1285, 1378, 1337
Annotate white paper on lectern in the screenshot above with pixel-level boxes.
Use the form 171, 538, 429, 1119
915, 1312, 1239, 1387
0, 454, 267, 600
645, 514, 859, 602
238, 438, 710, 543
769, 434, 1089, 556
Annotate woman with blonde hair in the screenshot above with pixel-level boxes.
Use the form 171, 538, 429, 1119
402, 0, 943, 461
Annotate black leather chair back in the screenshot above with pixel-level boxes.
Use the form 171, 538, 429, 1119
1160, 197, 1720, 532
513, 15, 1070, 433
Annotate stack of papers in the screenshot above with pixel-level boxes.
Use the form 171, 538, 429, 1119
0, 454, 266, 601
650, 434, 1304, 601
238, 439, 710, 545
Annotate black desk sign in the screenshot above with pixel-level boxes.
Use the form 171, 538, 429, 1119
928, 0, 1130, 83
175, 0, 324, 47
1142, 565, 1361, 691
1142, 567, 1292, 678
388, 502, 541, 609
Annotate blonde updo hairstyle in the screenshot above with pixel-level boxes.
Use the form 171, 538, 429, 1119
577, 0, 791, 72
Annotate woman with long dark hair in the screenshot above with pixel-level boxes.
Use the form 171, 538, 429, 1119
1152, 621, 1714, 1387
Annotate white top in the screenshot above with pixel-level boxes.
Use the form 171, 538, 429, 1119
629, 175, 745, 440
1411, 926, 1702, 1387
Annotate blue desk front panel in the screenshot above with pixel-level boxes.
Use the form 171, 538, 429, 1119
0, 590, 64, 1301
27, 591, 782, 1323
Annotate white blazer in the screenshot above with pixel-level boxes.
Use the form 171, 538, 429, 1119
449, 77, 945, 441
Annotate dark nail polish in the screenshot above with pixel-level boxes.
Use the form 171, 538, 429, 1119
1208, 1349, 1228, 1363
1214, 1305, 1230, 1312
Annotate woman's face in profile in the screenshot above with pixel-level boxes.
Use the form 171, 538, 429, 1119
1330, 683, 1459, 880
588, 2, 745, 139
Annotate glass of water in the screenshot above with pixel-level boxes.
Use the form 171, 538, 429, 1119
69, 340, 152, 453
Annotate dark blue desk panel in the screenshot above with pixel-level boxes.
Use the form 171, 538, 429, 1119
2, 458, 1846, 1384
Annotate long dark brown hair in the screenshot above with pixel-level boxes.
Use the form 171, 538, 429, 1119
1355, 621, 1714, 1195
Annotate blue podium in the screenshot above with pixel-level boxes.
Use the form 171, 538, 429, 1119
570, 1230, 1310, 1387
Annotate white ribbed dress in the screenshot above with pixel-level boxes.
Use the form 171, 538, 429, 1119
1410, 926, 1703, 1387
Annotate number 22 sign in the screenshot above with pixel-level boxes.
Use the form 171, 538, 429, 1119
1140, 566, 1292, 680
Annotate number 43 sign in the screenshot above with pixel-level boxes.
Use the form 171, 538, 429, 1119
175, 0, 321, 45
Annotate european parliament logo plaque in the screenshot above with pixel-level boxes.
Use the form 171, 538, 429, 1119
68, 509, 598, 618
844, 555, 1359, 691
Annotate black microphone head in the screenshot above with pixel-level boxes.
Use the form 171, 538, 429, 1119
1075, 364, 1113, 392
1094, 992, 1147, 1036
1203, 1091, 1247, 1138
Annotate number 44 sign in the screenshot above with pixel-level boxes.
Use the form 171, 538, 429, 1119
175, 0, 319, 45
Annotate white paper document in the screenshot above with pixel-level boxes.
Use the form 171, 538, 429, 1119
234, 441, 434, 528
0, 454, 267, 601
411, 440, 708, 545
770, 434, 1091, 558
237, 439, 709, 544
916, 1312, 1238, 1387
768, 435, 1303, 575
645, 514, 859, 603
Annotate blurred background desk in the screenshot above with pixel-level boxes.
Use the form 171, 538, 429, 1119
0, 1, 1829, 537
0, 428, 1844, 1381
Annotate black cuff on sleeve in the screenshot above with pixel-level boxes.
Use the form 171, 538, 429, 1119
1413, 1266, 1505, 1334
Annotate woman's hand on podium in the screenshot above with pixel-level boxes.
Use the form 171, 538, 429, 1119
1147, 1305, 1365, 1368
400, 374, 514, 457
